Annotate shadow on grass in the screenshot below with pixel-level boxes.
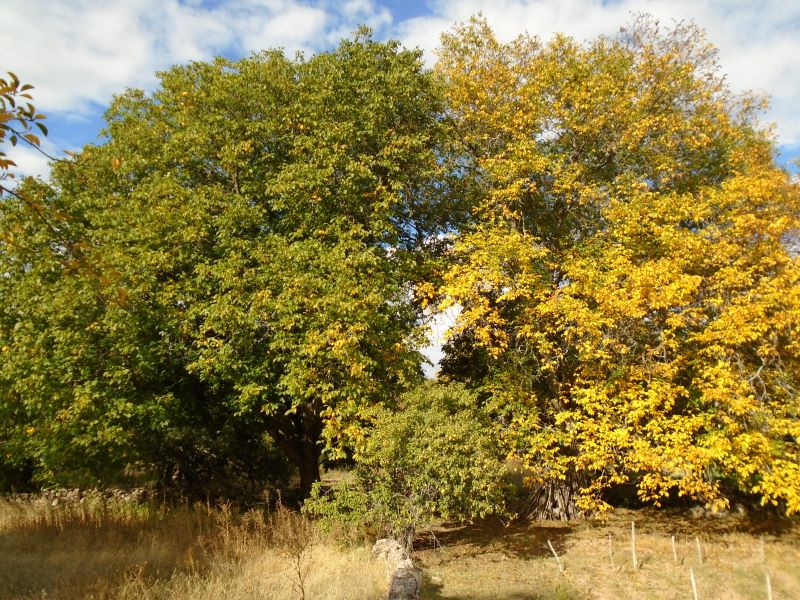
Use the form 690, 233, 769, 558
413, 506, 799, 600
421, 570, 585, 600
582, 506, 800, 541
415, 516, 572, 560
415, 518, 585, 600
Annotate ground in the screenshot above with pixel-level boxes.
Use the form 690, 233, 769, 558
0, 496, 797, 599
416, 508, 800, 599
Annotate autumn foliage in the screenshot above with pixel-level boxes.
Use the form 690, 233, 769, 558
0, 18, 798, 517
437, 17, 800, 515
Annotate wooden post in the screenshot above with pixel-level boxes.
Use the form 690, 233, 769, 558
765, 572, 773, 600
547, 540, 564, 574
671, 535, 678, 564
631, 521, 638, 570
690, 566, 699, 600
608, 532, 616, 569
695, 536, 703, 565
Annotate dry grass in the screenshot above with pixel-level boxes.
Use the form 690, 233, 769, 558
0, 497, 385, 600
2, 496, 798, 600
416, 508, 800, 599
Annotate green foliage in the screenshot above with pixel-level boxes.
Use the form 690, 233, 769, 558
304, 383, 510, 547
0, 32, 449, 497
3, 16, 797, 520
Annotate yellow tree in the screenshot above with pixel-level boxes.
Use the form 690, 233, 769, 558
437, 17, 800, 515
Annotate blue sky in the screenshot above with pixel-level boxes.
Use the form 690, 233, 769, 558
5, 0, 800, 374
6, 0, 800, 175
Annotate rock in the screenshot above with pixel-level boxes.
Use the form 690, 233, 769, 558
372, 538, 422, 600
689, 506, 706, 519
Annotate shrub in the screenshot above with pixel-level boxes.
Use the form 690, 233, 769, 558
305, 383, 510, 548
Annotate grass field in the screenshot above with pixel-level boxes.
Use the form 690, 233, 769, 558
0, 495, 798, 599
417, 509, 800, 599
0, 496, 385, 600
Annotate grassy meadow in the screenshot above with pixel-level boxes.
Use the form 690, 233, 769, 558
0, 496, 385, 600
0, 495, 798, 599
417, 509, 800, 599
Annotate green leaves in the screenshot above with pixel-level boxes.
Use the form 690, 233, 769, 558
304, 383, 510, 545
0, 33, 449, 497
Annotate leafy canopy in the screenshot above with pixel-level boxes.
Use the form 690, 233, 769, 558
436, 16, 800, 514
0, 32, 449, 497
304, 383, 510, 548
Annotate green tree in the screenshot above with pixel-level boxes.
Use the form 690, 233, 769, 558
436, 17, 800, 515
0, 73, 64, 490
0, 34, 450, 498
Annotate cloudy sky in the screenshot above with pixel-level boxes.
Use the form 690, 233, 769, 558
5, 0, 800, 177
5, 0, 799, 374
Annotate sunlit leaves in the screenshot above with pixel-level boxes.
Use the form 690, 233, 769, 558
0, 72, 46, 179
0, 33, 447, 496
438, 17, 800, 514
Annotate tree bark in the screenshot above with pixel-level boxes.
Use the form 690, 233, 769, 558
514, 472, 583, 521
267, 405, 324, 501
297, 454, 321, 501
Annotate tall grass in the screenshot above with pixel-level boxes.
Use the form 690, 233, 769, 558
3, 495, 797, 599
0, 496, 385, 600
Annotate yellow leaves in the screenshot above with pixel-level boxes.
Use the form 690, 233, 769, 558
415, 280, 439, 311
752, 460, 800, 515
434, 16, 800, 514
200, 337, 224, 349
440, 224, 548, 358
349, 361, 365, 377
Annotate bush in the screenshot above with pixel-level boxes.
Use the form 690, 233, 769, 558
305, 383, 510, 548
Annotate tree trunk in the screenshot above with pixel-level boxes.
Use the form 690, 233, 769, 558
514, 474, 583, 521
298, 456, 321, 501
267, 406, 324, 502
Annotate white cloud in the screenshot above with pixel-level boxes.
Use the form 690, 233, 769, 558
396, 0, 800, 145
421, 304, 460, 379
318, 0, 393, 47
237, 3, 329, 55
4, 137, 60, 180
6, 1, 798, 144
3, 0, 392, 118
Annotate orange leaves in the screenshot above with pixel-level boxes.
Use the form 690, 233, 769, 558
0, 72, 47, 179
